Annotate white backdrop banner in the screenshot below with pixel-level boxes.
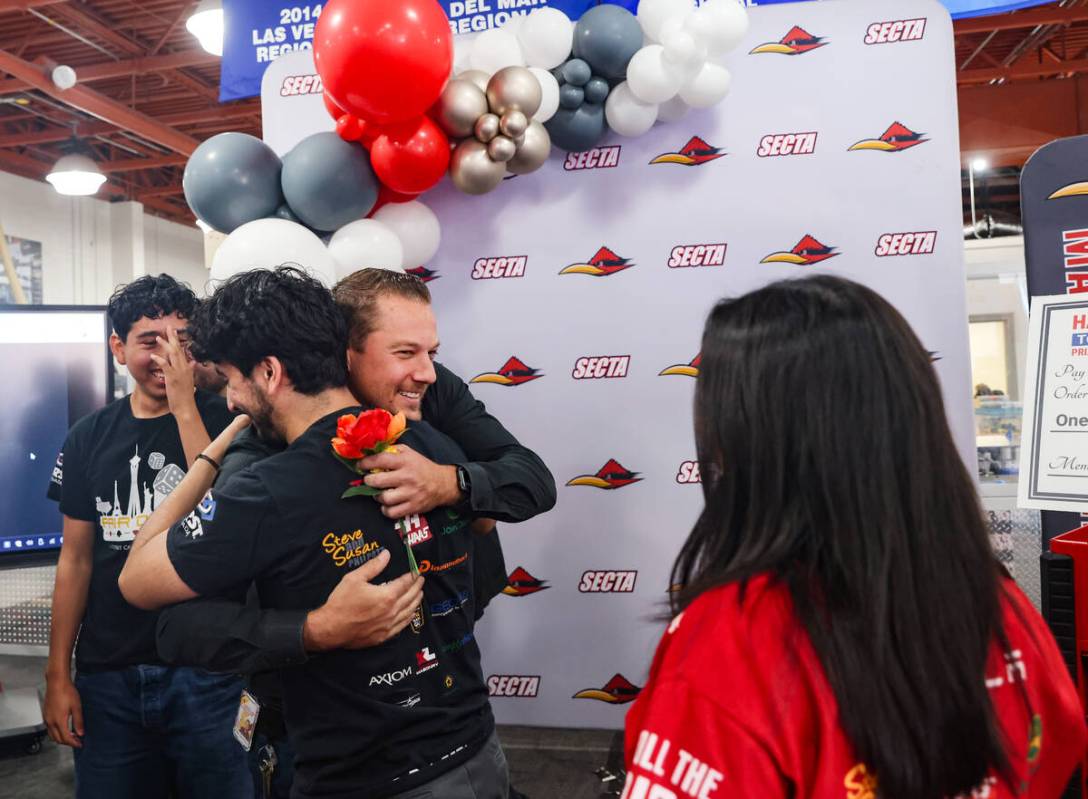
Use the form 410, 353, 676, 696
261, 0, 971, 729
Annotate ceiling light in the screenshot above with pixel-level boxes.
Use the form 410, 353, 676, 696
187, 0, 224, 57
970, 157, 989, 173
46, 153, 107, 196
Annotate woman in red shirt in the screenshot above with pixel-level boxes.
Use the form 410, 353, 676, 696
624, 276, 1086, 799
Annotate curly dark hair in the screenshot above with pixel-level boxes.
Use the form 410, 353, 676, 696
107, 274, 198, 342
188, 266, 348, 396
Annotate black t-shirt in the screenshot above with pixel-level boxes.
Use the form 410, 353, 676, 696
166, 408, 494, 799
46, 391, 234, 671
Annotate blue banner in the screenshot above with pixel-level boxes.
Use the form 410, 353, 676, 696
220, 0, 1056, 101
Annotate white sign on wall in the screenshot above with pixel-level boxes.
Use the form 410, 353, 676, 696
262, 0, 971, 728
1019, 294, 1088, 511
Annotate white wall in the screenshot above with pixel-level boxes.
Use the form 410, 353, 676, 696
963, 237, 1029, 401
0, 170, 207, 305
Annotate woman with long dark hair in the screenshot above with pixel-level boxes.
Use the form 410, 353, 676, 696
624, 276, 1085, 799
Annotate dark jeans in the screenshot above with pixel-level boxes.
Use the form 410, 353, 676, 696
248, 732, 296, 799
73, 665, 253, 799
387, 730, 509, 799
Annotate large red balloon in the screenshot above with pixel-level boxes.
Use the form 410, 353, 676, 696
369, 116, 450, 196
315, 0, 453, 126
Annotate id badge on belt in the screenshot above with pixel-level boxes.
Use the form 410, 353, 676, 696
233, 690, 261, 751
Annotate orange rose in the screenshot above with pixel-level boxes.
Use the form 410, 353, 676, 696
331, 409, 407, 461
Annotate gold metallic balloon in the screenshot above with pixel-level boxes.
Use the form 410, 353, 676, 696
507, 120, 551, 175
450, 139, 507, 194
500, 110, 528, 139
486, 66, 543, 118
433, 79, 489, 139
458, 70, 490, 93
474, 113, 501, 143
488, 135, 517, 163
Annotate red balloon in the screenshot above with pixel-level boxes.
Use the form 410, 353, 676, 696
322, 90, 344, 121
314, 0, 453, 126
369, 184, 422, 216
369, 116, 450, 196
335, 114, 366, 143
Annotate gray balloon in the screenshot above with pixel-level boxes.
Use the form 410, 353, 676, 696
475, 113, 501, 143
488, 135, 517, 163
560, 59, 592, 87
183, 132, 284, 234
280, 132, 378, 232
274, 204, 302, 223
572, 5, 643, 80
434, 79, 489, 139
584, 77, 610, 105
507, 120, 551, 175
500, 110, 528, 139
486, 66, 542, 117
450, 139, 507, 195
559, 84, 584, 110
544, 102, 607, 153
459, 70, 490, 93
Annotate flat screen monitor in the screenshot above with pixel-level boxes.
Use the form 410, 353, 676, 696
0, 306, 113, 566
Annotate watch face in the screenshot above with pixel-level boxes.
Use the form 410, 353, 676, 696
457, 468, 468, 492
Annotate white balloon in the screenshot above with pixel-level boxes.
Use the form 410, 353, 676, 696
679, 63, 732, 108
626, 45, 682, 105
52, 65, 77, 90
529, 67, 560, 123
517, 7, 575, 70
211, 219, 336, 287
656, 95, 691, 123
328, 219, 405, 279
604, 82, 658, 138
502, 13, 525, 37
686, 0, 750, 56
662, 29, 707, 82
637, 0, 693, 42
469, 29, 525, 76
372, 201, 441, 269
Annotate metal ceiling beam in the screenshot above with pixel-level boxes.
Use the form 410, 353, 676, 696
954, 5, 1088, 34
0, 49, 198, 155
0, 0, 66, 10
103, 154, 187, 173
0, 49, 219, 94
958, 56, 1088, 84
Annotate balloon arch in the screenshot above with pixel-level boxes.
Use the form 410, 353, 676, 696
181, 0, 750, 283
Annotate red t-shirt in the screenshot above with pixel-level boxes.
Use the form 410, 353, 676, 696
623, 574, 1086, 799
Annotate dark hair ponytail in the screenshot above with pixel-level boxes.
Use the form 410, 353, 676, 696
671, 275, 1010, 799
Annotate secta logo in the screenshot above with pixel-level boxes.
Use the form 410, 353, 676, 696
757, 131, 818, 158
471, 255, 527, 280
750, 26, 827, 55
559, 246, 633, 277
564, 145, 621, 171
572, 355, 630, 380
406, 266, 439, 283
488, 675, 540, 697
573, 674, 641, 704
659, 353, 700, 377
874, 231, 937, 257
761, 235, 838, 266
864, 18, 926, 45
567, 459, 642, 490
369, 666, 413, 688
849, 122, 928, 152
579, 570, 638, 593
470, 357, 543, 386
503, 566, 550, 596
279, 74, 323, 96
675, 461, 702, 484
651, 136, 725, 166
667, 243, 727, 268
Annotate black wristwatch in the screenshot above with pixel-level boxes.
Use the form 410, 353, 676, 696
455, 464, 471, 503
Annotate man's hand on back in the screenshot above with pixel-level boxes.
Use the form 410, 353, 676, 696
303, 549, 425, 651
360, 445, 461, 519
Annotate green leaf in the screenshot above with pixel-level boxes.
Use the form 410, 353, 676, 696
341, 484, 381, 499
405, 541, 420, 577
331, 451, 362, 475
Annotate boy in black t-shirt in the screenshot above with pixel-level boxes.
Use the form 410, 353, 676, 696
120, 267, 508, 799
44, 275, 251, 799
